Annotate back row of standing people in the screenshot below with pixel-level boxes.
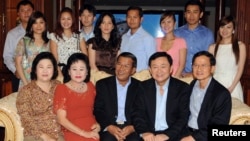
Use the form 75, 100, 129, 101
3, 0, 246, 102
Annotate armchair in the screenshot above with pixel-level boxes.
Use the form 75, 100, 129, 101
0, 70, 250, 141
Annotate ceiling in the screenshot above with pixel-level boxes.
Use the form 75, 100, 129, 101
84, 0, 231, 7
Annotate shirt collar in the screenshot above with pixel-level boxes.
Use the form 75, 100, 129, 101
155, 77, 170, 91
116, 77, 131, 87
183, 24, 203, 31
126, 26, 143, 36
194, 76, 212, 90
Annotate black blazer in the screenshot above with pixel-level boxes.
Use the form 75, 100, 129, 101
187, 78, 232, 141
133, 77, 190, 140
94, 76, 144, 131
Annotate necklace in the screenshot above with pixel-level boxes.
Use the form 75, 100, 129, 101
68, 81, 85, 92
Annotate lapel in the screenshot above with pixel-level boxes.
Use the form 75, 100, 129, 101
200, 78, 215, 110
124, 78, 135, 118
166, 77, 174, 116
109, 76, 118, 114
147, 79, 157, 123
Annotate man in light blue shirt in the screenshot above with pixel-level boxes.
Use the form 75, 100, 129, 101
3, 1, 34, 92
175, 0, 214, 76
180, 51, 231, 141
121, 6, 156, 72
133, 52, 190, 141
79, 4, 96, 41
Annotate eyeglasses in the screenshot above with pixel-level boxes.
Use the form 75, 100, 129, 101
192, 64, 211, 69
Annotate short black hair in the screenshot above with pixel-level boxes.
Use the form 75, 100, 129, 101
63, 53, 91, 83
79, 4, 96, 16
117, 52, 137, 68
31, 52, 58, 80
148, 52, 173, 66
192, 51, 216, 66
126, 6, 143, 18
17, 0, 34, 12
184, 0, 204, 13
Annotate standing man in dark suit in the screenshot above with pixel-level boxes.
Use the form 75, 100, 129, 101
180, 51, 232, 141
133, 52, 190, 141
94, 52, 142, 141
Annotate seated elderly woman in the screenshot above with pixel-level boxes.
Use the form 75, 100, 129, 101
1, 70, 250, 141
16, 52, 64, 141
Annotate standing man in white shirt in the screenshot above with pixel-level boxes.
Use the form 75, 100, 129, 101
120, 6, 156, 72
3, 0, 34, 92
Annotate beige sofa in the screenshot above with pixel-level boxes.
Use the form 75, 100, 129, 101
0, 70, 250, 141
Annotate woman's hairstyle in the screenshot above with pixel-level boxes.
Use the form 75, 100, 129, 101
25, 11, 49, 43
93, 12, 121, 48
63, 53, 91, 83
160, 10, 176, 25
54, 7, 79, 39
214, 15, 239, 64
31, 52, 58, 80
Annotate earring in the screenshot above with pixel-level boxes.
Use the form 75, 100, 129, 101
232, 30, 235, 34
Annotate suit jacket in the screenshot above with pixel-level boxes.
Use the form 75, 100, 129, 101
133, 77, 190, 140
187, 77, 232, 141
94, 76, 144, 131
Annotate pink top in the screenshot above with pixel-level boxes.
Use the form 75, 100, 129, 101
156, 37, 187, 75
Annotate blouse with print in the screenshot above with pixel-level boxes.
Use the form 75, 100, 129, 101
50, 32, 83, 65
16, 80, 62, 140
15, 36, 50, 88
87, 37, 121, 75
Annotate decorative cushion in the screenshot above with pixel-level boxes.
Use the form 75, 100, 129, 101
132, 70, 152, 81
90, 70, 112, 85
0, 71, 250, 141
0, 92, 23, 141
230, 97, 250, 124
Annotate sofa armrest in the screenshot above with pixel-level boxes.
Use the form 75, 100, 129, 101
230, 98, 250, 125
0, 92, 23, 141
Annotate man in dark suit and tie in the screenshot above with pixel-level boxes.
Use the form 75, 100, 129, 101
133, 52, 190, 141
94, 52, 142, 141
180, 51, 232, 141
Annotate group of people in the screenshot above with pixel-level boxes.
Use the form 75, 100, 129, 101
2, 0, 246, 140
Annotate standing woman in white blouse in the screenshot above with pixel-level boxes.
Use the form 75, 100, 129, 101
208, 15, 246, 102
50, 7, 87, 81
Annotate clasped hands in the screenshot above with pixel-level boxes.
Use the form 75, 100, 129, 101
107, 125, 134, 141
142, 132, 169, 141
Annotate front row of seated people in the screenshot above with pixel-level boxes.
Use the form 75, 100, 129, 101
16, 51, 232, 141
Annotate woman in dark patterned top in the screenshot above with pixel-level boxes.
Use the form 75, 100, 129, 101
87, 12, 121, 75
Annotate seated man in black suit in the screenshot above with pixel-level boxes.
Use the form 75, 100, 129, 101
133, 52, 190, 141
180, 51, 232, 141
94, 52, 142, 141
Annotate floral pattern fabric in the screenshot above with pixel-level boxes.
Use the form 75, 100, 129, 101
16, 80, 62, 140
15, 36, 50, 88
50, 33, 83, 65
